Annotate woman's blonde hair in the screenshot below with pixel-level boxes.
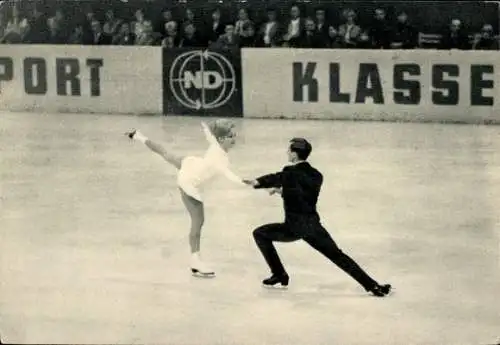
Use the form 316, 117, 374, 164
208, 119, 236, 139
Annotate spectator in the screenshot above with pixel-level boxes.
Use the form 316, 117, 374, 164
68, 14, 93, 45
314, 7, 329, 43
68, 24, 84, 44
337, 9, 361, 48
472, 24, 499, 50
161, 21, 180, 48
440, 19, 470, 50
91, 19, 112, 45
181, 8, 199, 37
239, 22, 257, 47
132, 9, 147, 40
158, 8, 176, 37
369, 8, 391, 49
23, 5, 50, 44
184, 8, 195, 24
283, 4, 304, 47
48, 9, 70, 44
235, 8, 252, 37
48, 14, 66, 44
390, 11, 418, 49
2, 5, 27, 43
328, 26, 341, 48
162, 8, 175, 25
85, 8, 96, 25
298, 17, 324, 48
213, 24, 239, 51
236, 9, 255, 47
205, 8, 225, 45
136, 20, 159, 46
179, 22, 202, 47
103, 10, 122, 37
259, 7, 280, 47
112, 22, 135, 45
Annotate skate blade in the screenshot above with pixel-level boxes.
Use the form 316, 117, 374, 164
262, 284, 288, 290
191, 269, 216, 278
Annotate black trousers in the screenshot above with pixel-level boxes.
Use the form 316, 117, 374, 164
252, 219, 378, 291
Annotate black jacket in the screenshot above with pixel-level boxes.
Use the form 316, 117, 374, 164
254, 162, 323, 220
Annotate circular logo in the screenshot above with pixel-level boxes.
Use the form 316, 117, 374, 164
169, 50, 236, 110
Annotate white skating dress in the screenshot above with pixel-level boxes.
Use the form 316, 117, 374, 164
177, 123, 244, 202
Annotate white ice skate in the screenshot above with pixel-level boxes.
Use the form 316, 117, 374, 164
191, 257, 216, 278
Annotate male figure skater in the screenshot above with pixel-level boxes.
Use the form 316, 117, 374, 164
244, 138, 392, 297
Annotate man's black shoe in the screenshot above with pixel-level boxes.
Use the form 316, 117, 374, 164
369, 284, 392, 297
262, 273, 289, 288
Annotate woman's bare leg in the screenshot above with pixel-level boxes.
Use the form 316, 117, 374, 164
179, 188, 214, 276
179, 188, 204, 253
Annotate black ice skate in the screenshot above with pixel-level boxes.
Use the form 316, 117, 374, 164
262, 273, 289, 289
369, 283, 392, 297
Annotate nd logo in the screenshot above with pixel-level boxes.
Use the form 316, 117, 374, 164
169, 50, 236, 110
182, 70, 225, 90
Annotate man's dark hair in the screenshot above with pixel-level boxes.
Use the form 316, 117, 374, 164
290, 138, 312, 160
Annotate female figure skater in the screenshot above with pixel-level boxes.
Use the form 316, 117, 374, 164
125, 120, 245, 277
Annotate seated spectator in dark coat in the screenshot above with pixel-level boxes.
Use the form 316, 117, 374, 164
472, 24, 499, 50
314, 7, 329, 42
239, 22, 257, 47
68, 16, 93, 45
112, 22, 135, 45
327, 26, 342, 48
24, 5, 50, 44
179, 23, 203, 47
182, 8, 196, 31
212, 24, 239, 50
369, 8, 391, 49
48, 9, 70, 44
205, 8, 225, 46
298, 18, 327, 48
91, 20, 112, 45
48, 19, 67, 44
390, 11, 418, 49
439, 19, 470, 50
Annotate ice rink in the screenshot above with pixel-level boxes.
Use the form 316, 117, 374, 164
1, 112, 499, 345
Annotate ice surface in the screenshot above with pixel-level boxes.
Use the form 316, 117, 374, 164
1, 113, 499, 344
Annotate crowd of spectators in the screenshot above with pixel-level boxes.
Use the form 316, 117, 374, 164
0, 2, 498, 50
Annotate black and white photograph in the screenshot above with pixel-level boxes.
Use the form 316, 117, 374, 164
0, 0, 499, 344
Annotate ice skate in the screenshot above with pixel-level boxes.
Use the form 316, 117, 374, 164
191, 256, 216, 278
368, 283, 392, 297
262, 273, 289, 289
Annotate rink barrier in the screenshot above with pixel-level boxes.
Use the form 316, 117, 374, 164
0, 45, 162, 114
241, 48, 500, 124
1, 45, 499, 124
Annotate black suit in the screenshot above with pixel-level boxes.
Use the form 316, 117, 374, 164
252, 161, 379, 291
205, 21, 226, 45
94, 32, 112, 45
298, 32, 327, 48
